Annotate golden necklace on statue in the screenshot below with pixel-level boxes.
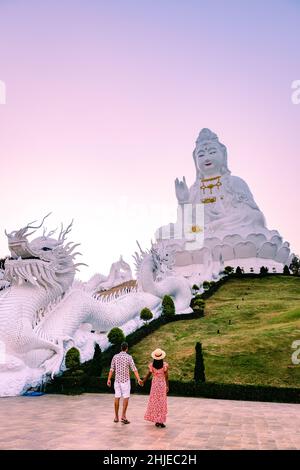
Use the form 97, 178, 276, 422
200, 176, 222, 204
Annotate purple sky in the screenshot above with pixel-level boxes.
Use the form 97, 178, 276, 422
0, 0, 299, 279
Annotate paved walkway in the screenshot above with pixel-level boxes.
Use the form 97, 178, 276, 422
0, 393, 300, 450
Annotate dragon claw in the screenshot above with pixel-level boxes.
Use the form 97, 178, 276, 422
43, 348, 64, 378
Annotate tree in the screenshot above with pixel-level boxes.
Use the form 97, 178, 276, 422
162, 295, 175, 317
290, 256, 300, 276
235, 266, 242, 275
192, 284, 199, 292
260, 266, 269, 275
140, 307, 153, 325
194, 342, 206, 382
283, 265, 291, 275
191, 298, 205, 316
65, 347, 81, 369
202, 281, 210, 290
89, 344, 102, 377
108, 327, 125, 346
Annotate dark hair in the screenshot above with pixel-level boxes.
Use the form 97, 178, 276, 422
152, 359, 163, 370
121, 342, 128, 351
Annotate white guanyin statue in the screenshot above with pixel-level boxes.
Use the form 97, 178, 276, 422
156, 128, 292, 279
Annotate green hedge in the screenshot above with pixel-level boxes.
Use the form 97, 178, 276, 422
45, 377, 300, 404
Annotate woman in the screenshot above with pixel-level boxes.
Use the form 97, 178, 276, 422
143, 348, 169, 428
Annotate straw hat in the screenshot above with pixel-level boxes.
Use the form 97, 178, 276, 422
151, 348, 166, 360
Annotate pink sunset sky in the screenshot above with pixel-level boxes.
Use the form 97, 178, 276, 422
0, 0, 299, 279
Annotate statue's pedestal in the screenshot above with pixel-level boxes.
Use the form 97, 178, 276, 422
174, 256, 286, 285
160, 233, 293, 285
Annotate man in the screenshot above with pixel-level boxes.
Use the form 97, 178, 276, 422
107, 342, 143, 424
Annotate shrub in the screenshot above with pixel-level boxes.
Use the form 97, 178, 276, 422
162, 295, 175, 317
260, 266, 269, 275
191, 298, 205, 316
194, 342, 206, 383
190, 294, 203, 309
140, 307, 153, 324
193, 294, 203, 301
65, 347, 81, 369
88, 343, 102, 377
224, 266, 234, 274
108, 327, 125, 346
289, 256, 300, 276
283, 265, 291, 275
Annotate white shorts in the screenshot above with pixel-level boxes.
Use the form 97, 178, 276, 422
114, 380, 131, 398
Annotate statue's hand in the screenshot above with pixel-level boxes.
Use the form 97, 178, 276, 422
175, 177, 190, 204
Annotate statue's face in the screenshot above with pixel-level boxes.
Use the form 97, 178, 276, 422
196, 142, 224, 176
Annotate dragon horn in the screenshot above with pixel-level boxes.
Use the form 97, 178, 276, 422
136, 241, 146, 255
26, 213, 52, 231
59, 219, 74, 242
74, 262, 88, 269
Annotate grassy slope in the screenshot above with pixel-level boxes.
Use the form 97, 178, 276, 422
129, 276, 300, 387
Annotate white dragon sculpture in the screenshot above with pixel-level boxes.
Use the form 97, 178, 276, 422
0, 215, 191, 396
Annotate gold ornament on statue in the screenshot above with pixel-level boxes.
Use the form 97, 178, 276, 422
201, 197, 217, 204
189, 225, 203, 233
200, 175, 222, 194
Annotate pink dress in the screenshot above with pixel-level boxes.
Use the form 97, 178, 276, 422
144, 362, 168, 424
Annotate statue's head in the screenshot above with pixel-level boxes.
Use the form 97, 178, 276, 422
193, 128, 230, 178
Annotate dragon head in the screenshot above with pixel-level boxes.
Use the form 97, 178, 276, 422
134, 240, 176, 284
4, 214, 85, 293
150, 241, 176, 280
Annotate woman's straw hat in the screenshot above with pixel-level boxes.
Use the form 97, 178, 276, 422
151, 348, 166, 360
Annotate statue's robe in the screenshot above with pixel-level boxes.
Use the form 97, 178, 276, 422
188, 174, 268, 239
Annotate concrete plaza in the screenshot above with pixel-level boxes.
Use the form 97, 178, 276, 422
0, 393, 299, 450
